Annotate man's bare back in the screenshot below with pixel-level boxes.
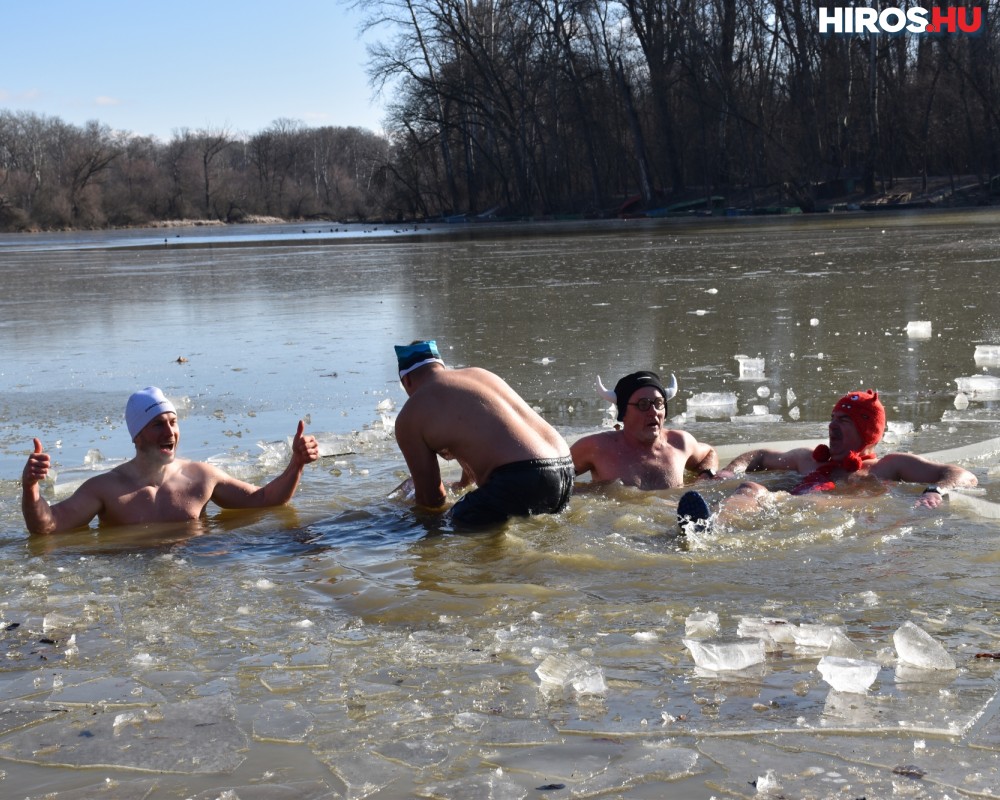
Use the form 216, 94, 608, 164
392, 341, 572, 525
398, 367, 567, 485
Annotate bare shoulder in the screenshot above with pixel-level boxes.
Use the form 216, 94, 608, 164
68, 469, 121, 503
571, 429, 619, 452
664, 428, 699, 449
177, 458, 228, 484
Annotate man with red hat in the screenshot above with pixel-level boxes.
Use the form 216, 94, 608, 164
677, 388, 978, 531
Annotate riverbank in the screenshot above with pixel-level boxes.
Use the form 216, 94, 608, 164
4, 177, 997, 233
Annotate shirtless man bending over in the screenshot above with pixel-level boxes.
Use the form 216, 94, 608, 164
393, 341, 573, 527
22, 386, 319, 535
570, 371, 718, 490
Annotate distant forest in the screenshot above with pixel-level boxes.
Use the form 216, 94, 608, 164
2, 0, 998, 231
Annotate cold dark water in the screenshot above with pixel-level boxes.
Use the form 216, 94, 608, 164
1, 212, 999, 798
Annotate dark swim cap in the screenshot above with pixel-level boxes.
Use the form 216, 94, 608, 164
613, 371, 668, 421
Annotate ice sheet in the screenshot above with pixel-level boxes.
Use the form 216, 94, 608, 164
0, 694, 247, 772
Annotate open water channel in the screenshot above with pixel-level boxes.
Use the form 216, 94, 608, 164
0, 211, 999, 798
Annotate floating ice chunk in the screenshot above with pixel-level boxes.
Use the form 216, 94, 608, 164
683, 637, 766, 671
810, 318, 820, 326
789, 406, 801, 420
687, 392, 738, 419
83, 448, 105, 465
826, 629, 862, 658
955, 374, 1000, 400
253, 699, 314, 743
535, 653, 607, 696
756, 768, 780, 794
786, 388, 797, 405
756, 386, 771, 398
738, 617, 797, 646
893, 621, 956, 670
818, 656, 880, 693
791, 623, 845, 650
731, 412, 783, 424
685, 611, 720, 638
735, 355, 765, 380
954, 393, 970, 410
883, 420, 914, 444
42, 611, 76, 632
974, 345, 1000, 366
906, 320, 933, 339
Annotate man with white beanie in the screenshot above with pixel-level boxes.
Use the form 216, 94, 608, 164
21, 386, 319, 535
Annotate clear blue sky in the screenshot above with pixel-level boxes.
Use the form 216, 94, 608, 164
1, 1, 388, 140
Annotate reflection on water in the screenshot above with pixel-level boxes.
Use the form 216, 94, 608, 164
1, 212, 999, 798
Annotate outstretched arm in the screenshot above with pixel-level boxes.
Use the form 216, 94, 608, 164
22, 438, 103, 535
874, 453, 978, 508
719, 447, 813, 478
211, 420, 319, 509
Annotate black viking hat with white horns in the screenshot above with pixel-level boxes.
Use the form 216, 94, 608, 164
596, 371, 678, 421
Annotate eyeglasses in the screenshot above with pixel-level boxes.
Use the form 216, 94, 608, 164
628, 397, 666, 412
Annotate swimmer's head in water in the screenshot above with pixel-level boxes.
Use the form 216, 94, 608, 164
395, 340, 445, 378
125, 386, 176, 441
599, 371, 678, 421
832, 389, 885, 451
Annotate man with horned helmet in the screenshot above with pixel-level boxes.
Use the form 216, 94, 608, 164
570, 370, 718, 491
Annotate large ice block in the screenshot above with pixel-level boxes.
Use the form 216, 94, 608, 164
818, 656, 880, 694
893, 621, 956, 670
954, 375, 1000, 400
683, 637, 766, 671
906, 320, 932, 339
536, 653, 608, 695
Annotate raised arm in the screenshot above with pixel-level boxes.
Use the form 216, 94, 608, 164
211, 420, 319, 509
22, 438, 103, 535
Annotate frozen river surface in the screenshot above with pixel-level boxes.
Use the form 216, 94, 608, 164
1, 212, 999, 798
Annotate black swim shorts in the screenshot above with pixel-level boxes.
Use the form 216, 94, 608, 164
449, 456, 574, 528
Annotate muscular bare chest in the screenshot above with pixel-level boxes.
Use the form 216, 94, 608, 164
99, 476, 212, 525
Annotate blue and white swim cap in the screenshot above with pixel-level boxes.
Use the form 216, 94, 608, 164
395, 340, 445, 378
